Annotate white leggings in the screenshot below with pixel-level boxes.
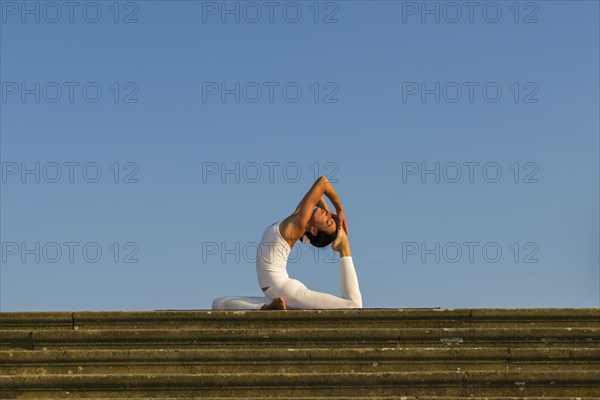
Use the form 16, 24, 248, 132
211, 256, 362, 310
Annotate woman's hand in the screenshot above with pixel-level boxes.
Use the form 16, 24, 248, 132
333, 210, 348, 234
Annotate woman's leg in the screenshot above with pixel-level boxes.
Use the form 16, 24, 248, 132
272, 256, 362, 309
211, 295, 269, 310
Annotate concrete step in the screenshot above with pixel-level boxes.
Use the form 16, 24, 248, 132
1, 309, 597, 398
0, 371, 598, 397
3, 395, 600, 399
2, 327, 598, 350
3, 398, 600, 400
1, 309, 599, 331
1, 347, 598, 375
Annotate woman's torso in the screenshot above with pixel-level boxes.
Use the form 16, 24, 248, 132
256, 220, 291, 291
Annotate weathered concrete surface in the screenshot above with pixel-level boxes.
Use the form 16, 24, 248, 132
0, 308, 598, 398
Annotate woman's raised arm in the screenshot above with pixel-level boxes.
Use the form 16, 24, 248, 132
280, 176, 347, 242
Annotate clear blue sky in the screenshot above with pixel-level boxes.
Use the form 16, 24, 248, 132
1, 0, 598, 311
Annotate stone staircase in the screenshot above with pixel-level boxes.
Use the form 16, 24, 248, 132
0, 308, 598, 398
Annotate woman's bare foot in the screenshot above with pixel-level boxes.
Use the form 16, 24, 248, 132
331, 227, 347, 252
260, 297, 286, 310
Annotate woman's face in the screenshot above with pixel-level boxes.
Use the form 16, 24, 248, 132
308, 206, 337, 235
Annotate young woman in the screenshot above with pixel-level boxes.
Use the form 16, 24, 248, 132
211, 176, 362, 310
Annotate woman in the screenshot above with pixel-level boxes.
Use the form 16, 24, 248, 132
211, 176, 362, 310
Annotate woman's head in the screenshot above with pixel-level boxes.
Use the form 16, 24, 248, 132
302, 206, 338, 247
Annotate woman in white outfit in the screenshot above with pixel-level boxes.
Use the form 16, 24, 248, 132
211, 176, 362, 310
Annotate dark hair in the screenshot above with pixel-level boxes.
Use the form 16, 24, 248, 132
303, 228, 338, 248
